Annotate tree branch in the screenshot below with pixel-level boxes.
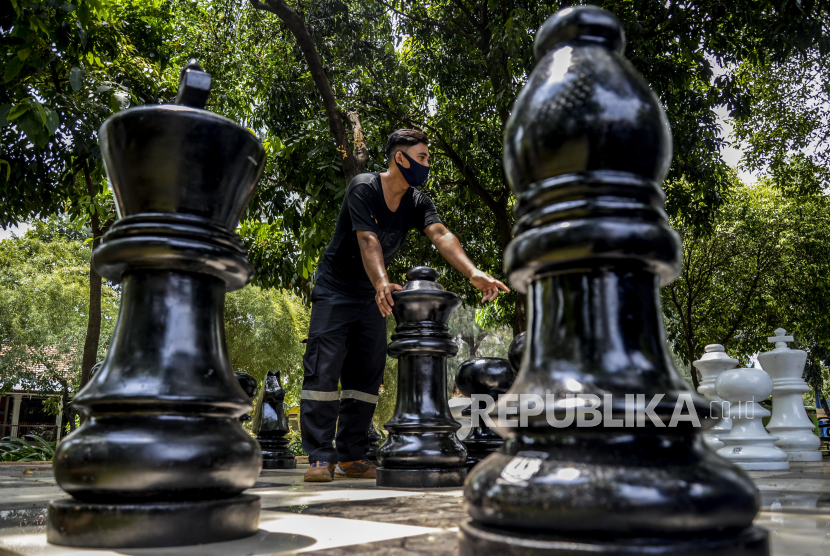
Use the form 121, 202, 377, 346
250, 0, 363, 181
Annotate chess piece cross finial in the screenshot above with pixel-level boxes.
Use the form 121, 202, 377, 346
768, 328, 794, 348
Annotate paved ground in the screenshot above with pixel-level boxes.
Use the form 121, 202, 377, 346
0, 461, 827, 555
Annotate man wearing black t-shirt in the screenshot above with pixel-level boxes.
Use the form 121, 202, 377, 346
302, 129, 508, 482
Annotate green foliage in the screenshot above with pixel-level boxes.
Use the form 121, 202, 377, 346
224, 284, 310, 407
733, 51, 830, 192
287, 429, 306, 456
0, 435, 57, 462
662, 176, 830, 388
1, 0, 173, 227
0, 220, 119, 404
166, 0, 830, 332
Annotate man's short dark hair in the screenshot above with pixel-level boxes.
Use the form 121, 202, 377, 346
385, 129, 429, 159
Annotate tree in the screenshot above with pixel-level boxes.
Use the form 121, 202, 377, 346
733, 49, 830, 191
374, 0, 830, 332
223, 284, 310, 407
1, 0, 174, 415
249, 0, 370, 183
662, 176, 830, 389
0, 220, 120, 431
189, 0, 829, 334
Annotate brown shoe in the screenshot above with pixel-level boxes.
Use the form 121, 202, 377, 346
304, 461, 335, 482
334, 459, 377, 479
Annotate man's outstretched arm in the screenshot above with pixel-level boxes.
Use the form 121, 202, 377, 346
424, 223, 509, 302
356, 230, 402, 316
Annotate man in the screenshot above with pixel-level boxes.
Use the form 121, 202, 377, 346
301, 129, 509, 482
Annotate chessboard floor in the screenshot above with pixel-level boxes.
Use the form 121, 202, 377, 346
0, 461, 827, 555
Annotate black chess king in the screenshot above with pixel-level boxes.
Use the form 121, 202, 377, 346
459, 6, 767, 556
46, 61, 265, 548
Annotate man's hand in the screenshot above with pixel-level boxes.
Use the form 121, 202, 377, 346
470, 269, 509, 303
376, 283, 403, 317
355, 230, 401, 317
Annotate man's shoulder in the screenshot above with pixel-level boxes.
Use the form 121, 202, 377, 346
409, 186, 435, 206
347, 172, 381, 193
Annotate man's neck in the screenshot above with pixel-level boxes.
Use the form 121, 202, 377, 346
380, 170, 410, 202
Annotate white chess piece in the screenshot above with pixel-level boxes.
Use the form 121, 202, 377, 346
716, 367, 789, 470
693, 344, 737, 450
758, 328, 822, 462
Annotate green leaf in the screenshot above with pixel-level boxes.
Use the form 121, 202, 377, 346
109, 93, 120, 113
59, 2, 76, 12
69, 67, 84, 91
33, 101, 47, 127
0, 105, 11, 128
44, 108, 60, 135
0, 160, 10, 181
28, 15, 50, 37
7, 103, 31, 120
17, 48, 31, 62
17, 111, 48, 148
4, 57, 24, 82
95, 85, 112, 94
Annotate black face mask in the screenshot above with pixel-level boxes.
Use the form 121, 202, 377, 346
395, 151, 430, 187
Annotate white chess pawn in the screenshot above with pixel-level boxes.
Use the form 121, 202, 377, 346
758, 328, 822, 462
716, 367, 789, 470
693, 344, 737, 449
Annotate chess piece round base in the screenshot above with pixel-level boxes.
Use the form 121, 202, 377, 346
260, 438, 296, 469
785, 451, 823, 462
464, 437, 503, 468
262, 457, 297, 469
459, 520, 769, 556
727, 460, 791, 471
47, 494, 260, 548
376, 466, 467, 488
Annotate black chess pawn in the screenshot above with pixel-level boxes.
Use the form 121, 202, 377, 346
366, 421, 382, 464
235, 373, 258, 423
376, 266, 467, 488
459, 6, 766, 556
47, 60, 265, 548
507, 332, 525, 374
455, 356, 514, 468
255, 371, 297, 469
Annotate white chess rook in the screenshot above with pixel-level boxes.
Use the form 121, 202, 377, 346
693, 344, 737, 450
758, 328, 822, 462
716, 367, 789, 471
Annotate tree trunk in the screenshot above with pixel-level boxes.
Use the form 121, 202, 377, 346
73, 162, 103, 427
250, 0, 368, 182
63, 386, 74, 433
80, 162, 102, 392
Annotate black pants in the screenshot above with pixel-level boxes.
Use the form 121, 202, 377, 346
300, 284, 387, 463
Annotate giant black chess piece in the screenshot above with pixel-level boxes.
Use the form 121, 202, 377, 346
255, 371, 297, 469
459, 7, 767, 555
235, 372, 258, 423
376, 266, 467, 488
455, 333, 524, 468
366, 421, 382, 464
47, 60, 265, 549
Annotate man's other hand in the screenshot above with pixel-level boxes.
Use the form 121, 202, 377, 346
376, 283, 403, 316
470, 269, 509, 303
